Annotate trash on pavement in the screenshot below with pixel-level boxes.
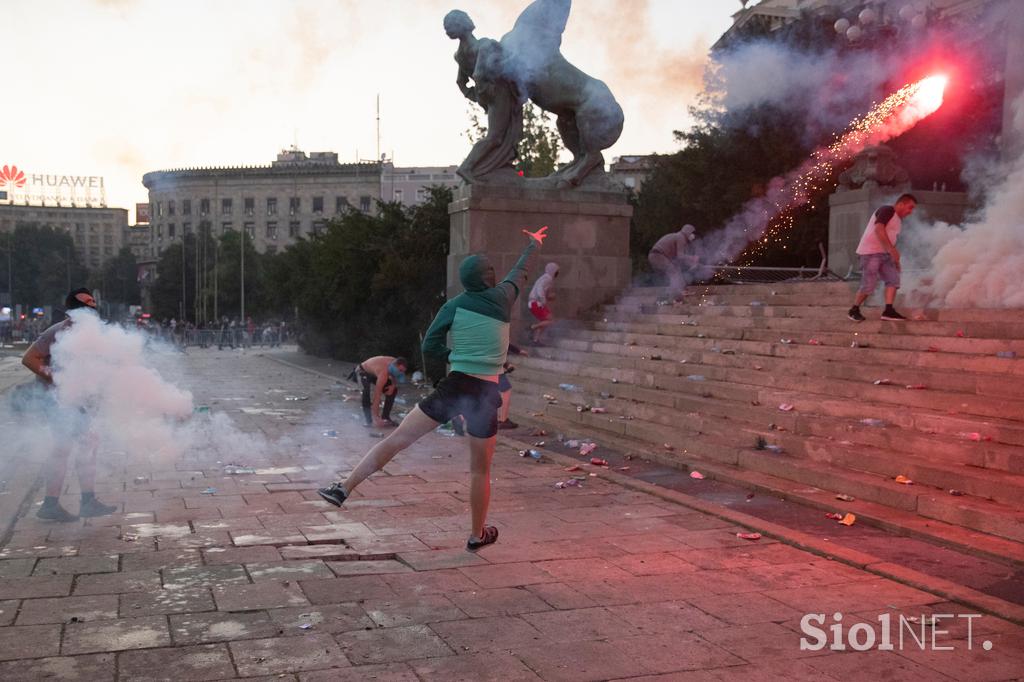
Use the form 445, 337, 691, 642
949, 489, 966, 496
958, 432, 991, 442
533, 441, 546, 447
905, 384, 927, 390
835, 494, 855, 502
559, 383, 582, 392
778, 403, 794, 412
956, 330, 965, 337
543, 394, 557, 402
590, 458, 608, 466
411, 370, 424, 383
736, 532, 761, 540
591, 407, 607, 414
565, 465, 582, 472
555, 479, 581, 489
686, 375, 706, 381
322, 430, 338, 438
518, 449, 543, 460
765, 444, 784, 454
996, 351, 1017, 359
926, 346, 940, 352
750, 301, 764, 307
780, 338, 793, 344
860, 418, 886, 427
873, 379, 892, 385
224, 464, 256, 475
894, 475, 913, 485
721, 349, 736, 355
839, 513, 857, 526
690, 471, 705, 479
824, 512, 844, 520
193, 406, 211, 414
565, 439, 580, 448
617, 466, 630, 471
808, 339, 822, 345
201, 487, 217, 495
284, 396, 309, 401
664, 443, 675, 451
528, 428, 547, 437
133, 476, 149, 484
579, 442, 598, 457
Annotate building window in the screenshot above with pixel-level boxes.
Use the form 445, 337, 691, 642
200, 199, 210, 216
244, 222, 255, 240
221, 221, 233, 233
266, 221, 278, 241
415, 188, 426, 203
360, 195, 371, 213
289, 220, 301, 237
312, 196, 324, 214
244, 197, 254, 216
289, 197, 300, 216
312, 220, 326, 236
184, 221, 192, 234
168, 200, 176, 216
182, 199, 192, 215
168, 223, 176, 238
103, 235, 114, 244
156, 201, 162, 217
267, 197, 277, 215
335, 196, 350, 213
393, 189, 403, 203
221, 198, 232, 215
156, 224, 163, 237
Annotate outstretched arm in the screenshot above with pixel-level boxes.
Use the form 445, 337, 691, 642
498, 226, 548, 299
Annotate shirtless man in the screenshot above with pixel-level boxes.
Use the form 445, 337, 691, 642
352, 355, 407, 428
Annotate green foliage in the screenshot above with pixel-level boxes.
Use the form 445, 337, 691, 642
466, 102, 562, 177
262, 187, 453, 366
91, 247, 141, 307
2, 224, 88, 309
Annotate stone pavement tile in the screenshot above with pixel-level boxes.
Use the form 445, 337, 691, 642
122, 522, 193, 539
700, 622, 825, 662
183, 494, 247, 509
74, 570, 162, 596
849, 603, 1022, 640
118, 643, 236, 681
522, 606, 642, 642
384, 568, 481, 596
163, 564, 249, 589
410, 651, 542, 681
695, 568, 768, 595
687, 592, 805, 626
564, 574, 705, 606
158, 530, 234, 550
300, 522, 375, 543
412, 530, 475, 551
524, 582, 598, 610
672, 546, 787, 570
616, 632, 747, 675
342, 534, 431, 554
336, 623, 454, 664
0, 599, 17, 625
33, 554, 118, 576
268, 603, 374, 634
458, 561, 561, 589
360, 593, 467, 627
213, 582, 309, 611
193, 516, 266, 533
741, 561, 875, 591
298, 663, 419, 681
447, 586, 554, 618
121, 548, 203, 572
0, 542, 78, 560
674, 528, 778, 549
246, 561, 334, 582
0, 653, 116, 681
326, 559, 413, 576
152, 506, 224, 524
607, 531, 695, 555
62, 615, 171, 654
764, 578, 941, 613
281, 545, 360, 561
466, 540, 574, 564
0, 558, 36, 578
120, 587, 215, 617
17, 594, 119, 625
534, 557, 636, 582
428, 615, 544, 653
46, 524, 120, 543
0, 624, 63, 661
609, 600, 728, 634
76, 535, 157, 555
230, 531, 308, 547
299, 576, 398, 604
661, 512, 738, 532
894, 631, 1024, 682
361, 516, 445, 537
396, 548, 487, 571
258, 512, 331, 531
683, 658, 841, 681
202, 545, 282, 565
170, 610, 280, 645
513, 637, 651, 681
0, 575, 73, 599
230, 633, 350, 676
805, 650, 960, 682
606, 552, 701, 576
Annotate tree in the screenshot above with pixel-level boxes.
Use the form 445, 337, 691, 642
466, 101, 562, 177
92, 247, 141, 308
4, 225, 89, 310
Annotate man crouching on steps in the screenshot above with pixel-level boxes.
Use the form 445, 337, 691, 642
319, 226, 548, 551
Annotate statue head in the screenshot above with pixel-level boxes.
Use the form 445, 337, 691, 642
444, 10, 475, 39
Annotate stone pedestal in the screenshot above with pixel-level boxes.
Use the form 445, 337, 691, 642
447, 184, 632, 329
828, 187, 969, 276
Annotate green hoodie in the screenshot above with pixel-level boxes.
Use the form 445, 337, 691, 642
422, 241, 536, 377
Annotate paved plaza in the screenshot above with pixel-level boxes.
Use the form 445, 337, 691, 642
0, 348, 1022, 681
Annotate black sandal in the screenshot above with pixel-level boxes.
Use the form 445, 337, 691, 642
467, 525, 499, 551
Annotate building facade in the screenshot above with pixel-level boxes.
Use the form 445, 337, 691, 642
608, 155, 659, 193
142, 150, 383, 255
380, 164, 461, 206
0, 204, 128, 270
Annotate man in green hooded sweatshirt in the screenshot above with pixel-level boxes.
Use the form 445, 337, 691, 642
319, 226, 548, 551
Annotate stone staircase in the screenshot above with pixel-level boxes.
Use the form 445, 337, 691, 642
510, 280, 1024, 553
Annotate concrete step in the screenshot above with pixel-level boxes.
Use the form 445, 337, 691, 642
513, 390, 1024, 544
513, 367, 1024, 495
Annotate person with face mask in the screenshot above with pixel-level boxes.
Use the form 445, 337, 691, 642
319, 227, 548, 551
649, 224, 699, 301
528, 262, 559, 346
349, 355, 408, 428
20, 288, 118, 522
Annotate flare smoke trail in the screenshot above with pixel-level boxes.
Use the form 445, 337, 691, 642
693, 75, 947, 275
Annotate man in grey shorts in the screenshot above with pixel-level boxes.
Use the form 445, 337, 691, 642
20, 288, 118, 522
848, 193, 917, 322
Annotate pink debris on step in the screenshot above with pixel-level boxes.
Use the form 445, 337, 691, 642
689, 471, 705, 480
736, 532, 761, 540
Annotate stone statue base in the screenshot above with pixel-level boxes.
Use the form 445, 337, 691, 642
447, 183, 632, 330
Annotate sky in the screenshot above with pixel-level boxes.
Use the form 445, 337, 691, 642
1, 0, 737, 221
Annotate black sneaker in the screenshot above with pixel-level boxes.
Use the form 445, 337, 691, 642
317, 483, 348, 507
79, 498, 118, 517
467, 525, 499, 551
848, 306, 866, 322
497, 419, 518, 430
881, 307, 907, 321
36, 503, 78, 523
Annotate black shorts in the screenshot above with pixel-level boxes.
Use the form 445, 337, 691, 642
498, 373, 512, 392
419, 372, 502, 438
